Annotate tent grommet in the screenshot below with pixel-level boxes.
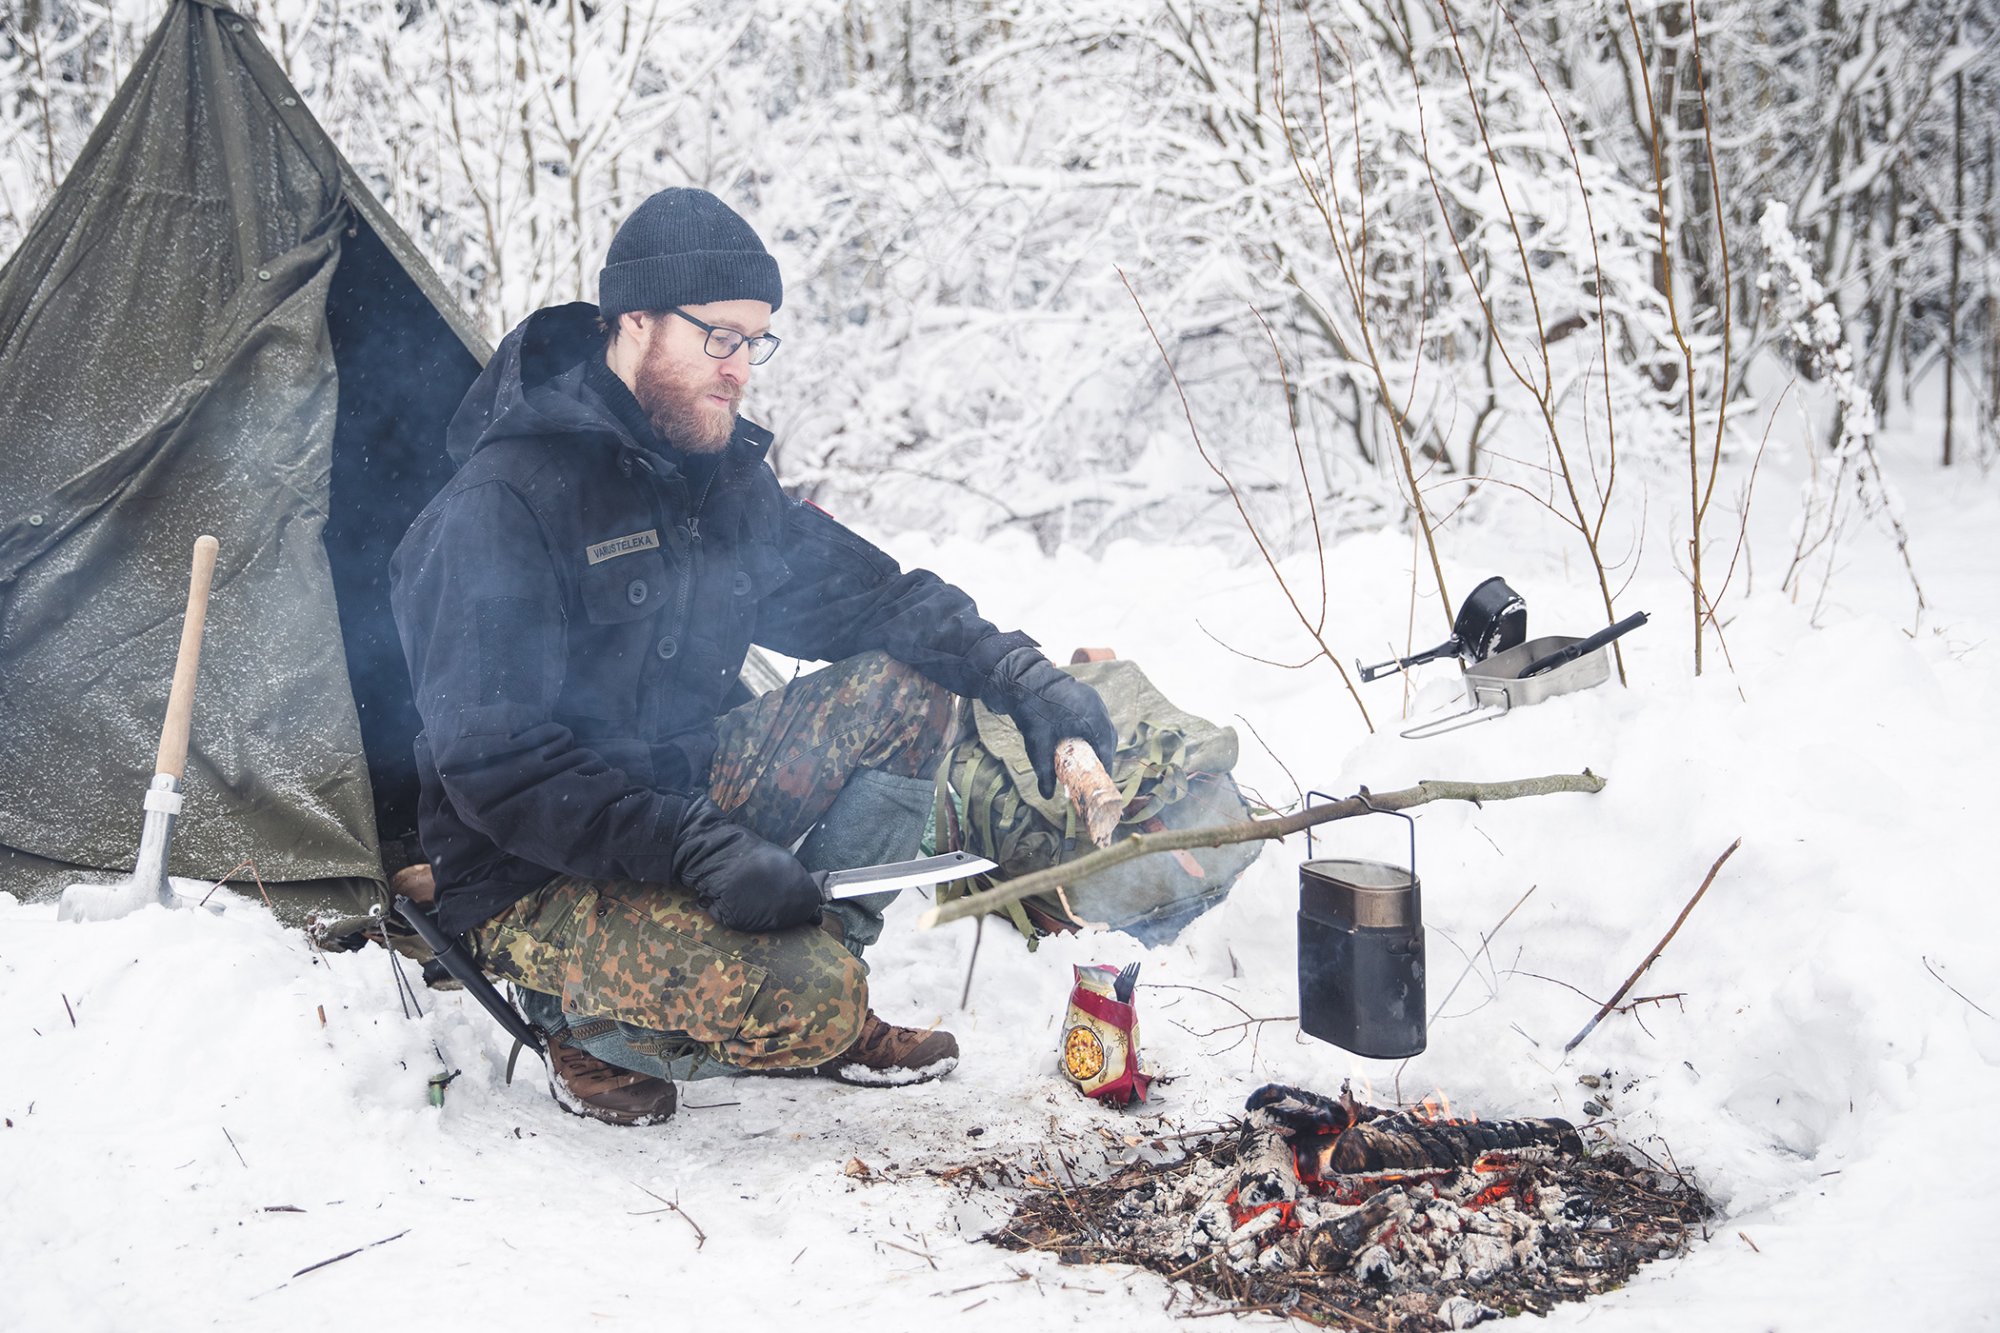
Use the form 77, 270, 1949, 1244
191, 357, 205, 370
27, 514, 44, 527
257, 270, 271, 281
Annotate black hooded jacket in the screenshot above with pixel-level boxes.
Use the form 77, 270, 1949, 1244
390, 304, 1033, 935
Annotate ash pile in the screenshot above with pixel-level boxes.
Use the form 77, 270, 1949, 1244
992, 1083, 1710, 1328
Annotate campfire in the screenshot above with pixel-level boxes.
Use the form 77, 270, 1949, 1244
989, 1082, 1709, 1328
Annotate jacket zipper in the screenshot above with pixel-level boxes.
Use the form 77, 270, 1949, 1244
672, 462, 720, 640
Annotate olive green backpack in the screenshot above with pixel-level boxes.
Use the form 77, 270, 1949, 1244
930, 659, 1263, 944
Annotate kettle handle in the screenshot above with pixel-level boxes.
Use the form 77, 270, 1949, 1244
1303, 789, 1417, 883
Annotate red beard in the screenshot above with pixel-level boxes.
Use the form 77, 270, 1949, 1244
632, 344, 740, 453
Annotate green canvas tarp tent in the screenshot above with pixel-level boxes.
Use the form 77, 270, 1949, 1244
0, 0, 491, 906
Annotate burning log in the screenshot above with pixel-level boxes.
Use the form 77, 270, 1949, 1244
1247, 1082, 1580, 1175
1309, 1112, 1583, 1176
1299, 1184, 1406, 1271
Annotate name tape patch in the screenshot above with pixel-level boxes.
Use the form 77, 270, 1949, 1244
585, 529, 661, 565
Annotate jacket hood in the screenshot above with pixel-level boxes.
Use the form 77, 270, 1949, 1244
444, 301, 774, 469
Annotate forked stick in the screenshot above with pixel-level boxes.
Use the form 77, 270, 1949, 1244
919, 771, 1606, 929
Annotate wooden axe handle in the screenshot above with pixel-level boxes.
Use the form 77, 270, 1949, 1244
155, 535, 219, 780
1055, 737, 1123, 848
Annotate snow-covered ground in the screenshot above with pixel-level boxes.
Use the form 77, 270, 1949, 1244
4, 429, 1996, 1331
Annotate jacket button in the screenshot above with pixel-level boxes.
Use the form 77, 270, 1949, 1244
627, 579, 649, 605
655, 636, 679, 660
732, 571, 752, 595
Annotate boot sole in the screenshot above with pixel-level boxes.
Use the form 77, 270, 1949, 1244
817, 1054, 959, 1087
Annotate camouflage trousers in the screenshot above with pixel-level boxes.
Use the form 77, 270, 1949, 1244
471, 652, 953, 1074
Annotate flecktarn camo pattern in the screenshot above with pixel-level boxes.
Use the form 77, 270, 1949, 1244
472, 651, 953, 1070
475, 876, 867, 1070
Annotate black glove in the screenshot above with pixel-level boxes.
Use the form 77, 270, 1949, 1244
986, 647, 1118, 799
668, 796, 823, 933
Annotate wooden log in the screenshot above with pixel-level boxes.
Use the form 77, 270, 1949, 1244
1054, 737, 1123, 848
1325, 1116, 1581, 1174
1231, 1131, 1305, 1209
1302, 1186, 1406, 1271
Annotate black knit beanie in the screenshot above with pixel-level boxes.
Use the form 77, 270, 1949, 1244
598, 188, 783, 317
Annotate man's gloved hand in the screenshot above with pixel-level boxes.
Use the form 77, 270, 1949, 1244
668, 796, 823, 933
987, 647, 1119, 799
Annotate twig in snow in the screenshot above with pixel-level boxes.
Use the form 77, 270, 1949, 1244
1142, 981, 1258, 1023
1615, 993, 1687, 1014
222, 1125, 247, 1168
61, 993, 76, 1027
959, 914, 984, 1010
1428, 884, 1537, 1025
1175, 1015, 1300, 1043
632, 1182, 706, 1249
199, 858, 272, 909
1922, 956, 1993, 1019
1148, 982, 1293, 1065
877, 1237, 938, 1270
1506, 970, 1605, 1006
941, 1272, 1033, 1298
1566, 838, 1740, 1055
291, 1229, 409, 1278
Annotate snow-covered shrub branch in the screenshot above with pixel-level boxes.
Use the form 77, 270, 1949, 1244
3, 0, 1991, 561
1759, 200, 1926, 627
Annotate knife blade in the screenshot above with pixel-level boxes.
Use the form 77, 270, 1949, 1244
816, 850, 998, 900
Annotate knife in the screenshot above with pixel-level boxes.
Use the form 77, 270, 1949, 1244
815, 849, 998, 900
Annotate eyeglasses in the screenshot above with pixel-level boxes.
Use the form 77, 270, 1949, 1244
668, 307, 781, 365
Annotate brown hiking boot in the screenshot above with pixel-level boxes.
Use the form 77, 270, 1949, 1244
815, 1011, 959, 1086
546, 1033, 677, 1126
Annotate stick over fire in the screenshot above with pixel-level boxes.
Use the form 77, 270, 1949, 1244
918, 770, 1607, 930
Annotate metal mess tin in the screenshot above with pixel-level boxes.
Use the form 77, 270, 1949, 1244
1400, 633, 1610, 739
1298, 805, 1426, 1060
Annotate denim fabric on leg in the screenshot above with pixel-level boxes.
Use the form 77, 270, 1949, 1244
794, 768, 935, 956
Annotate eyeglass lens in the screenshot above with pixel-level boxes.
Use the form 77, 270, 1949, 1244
705, 329, 779, 365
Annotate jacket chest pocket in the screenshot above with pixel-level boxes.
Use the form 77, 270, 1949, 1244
580, 552, 672, 625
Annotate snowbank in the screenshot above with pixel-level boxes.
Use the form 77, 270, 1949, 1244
4, 441, 1996, 1331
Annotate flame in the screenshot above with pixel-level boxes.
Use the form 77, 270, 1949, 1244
1410, 1088, 1479, 1124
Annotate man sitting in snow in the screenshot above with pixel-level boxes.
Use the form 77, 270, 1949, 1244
390, 188, 1115, 1125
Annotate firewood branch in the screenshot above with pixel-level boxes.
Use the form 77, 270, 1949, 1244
917, 771, 1605, 930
